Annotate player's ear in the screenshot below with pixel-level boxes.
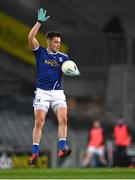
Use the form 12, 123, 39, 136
46, 39, 50, 46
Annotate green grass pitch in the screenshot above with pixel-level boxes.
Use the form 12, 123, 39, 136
0, 168, 135, 179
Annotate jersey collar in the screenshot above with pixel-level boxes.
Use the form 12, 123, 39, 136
47, 48, 58, 55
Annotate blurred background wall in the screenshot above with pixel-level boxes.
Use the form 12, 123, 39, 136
0, 0, 135, 168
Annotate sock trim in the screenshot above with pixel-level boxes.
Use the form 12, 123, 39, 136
59, 138, 66, 141
33, 143, 39, 146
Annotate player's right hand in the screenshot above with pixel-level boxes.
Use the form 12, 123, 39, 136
38, 8, 50, 23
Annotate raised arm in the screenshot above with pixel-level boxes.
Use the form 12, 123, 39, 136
28, 8, 50, 50
28, 22, 41, 49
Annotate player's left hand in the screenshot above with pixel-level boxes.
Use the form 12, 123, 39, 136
66, 68, 81, 76
38, 8, 50, 23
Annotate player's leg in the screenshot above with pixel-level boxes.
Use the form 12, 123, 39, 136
81, 147, 95, 167
29, 89, 50, 165
55, 107, 72, 157
51, 90, 71, 157
33, 110, 47, 143
98, 147, 107, 166
82, 152, 94, 167
99, 155, 107, 166
29, 109, 47, 165
56, 107, 67, 139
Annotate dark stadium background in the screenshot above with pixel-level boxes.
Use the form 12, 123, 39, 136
0, 0, 135, 168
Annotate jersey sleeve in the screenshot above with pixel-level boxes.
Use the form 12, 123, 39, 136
62, 54, 69, 63
65, 55, 69, 61
32, 46, 43, 59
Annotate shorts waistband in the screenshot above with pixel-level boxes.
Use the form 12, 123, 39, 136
36, 88, 64, 93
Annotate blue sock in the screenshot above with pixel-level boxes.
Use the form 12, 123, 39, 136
32, 144, 39, 155
58, 139, 67, 150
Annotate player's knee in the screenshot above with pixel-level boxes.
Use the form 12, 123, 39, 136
59, 115, 67, 126
35, 116, 45, 129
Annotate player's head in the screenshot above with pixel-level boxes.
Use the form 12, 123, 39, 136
93, 120, 101, 128
117, 115, 124, 125
46, 31, 62, 53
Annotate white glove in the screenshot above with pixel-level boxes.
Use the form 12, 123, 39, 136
66, 67, 81, 76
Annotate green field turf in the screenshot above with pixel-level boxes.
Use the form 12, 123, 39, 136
0, 168, 135, 179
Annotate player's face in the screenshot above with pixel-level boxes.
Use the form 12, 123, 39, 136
93, 121, 100, 128
47, 37, 61, 53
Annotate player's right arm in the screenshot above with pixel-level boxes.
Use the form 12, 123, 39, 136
28, 8, 50, 50
28, 22, 41, 49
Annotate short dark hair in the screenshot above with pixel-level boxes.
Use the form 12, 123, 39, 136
46, 31, 62, 39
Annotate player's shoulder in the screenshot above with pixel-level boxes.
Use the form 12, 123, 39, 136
58, 51, 69, 58
32, 46, 45, 52
40, 46, 47, 52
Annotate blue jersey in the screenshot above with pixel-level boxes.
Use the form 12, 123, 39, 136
33, 46, 69, 90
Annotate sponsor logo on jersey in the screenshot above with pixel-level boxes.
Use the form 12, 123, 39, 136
44, 60, 60, 67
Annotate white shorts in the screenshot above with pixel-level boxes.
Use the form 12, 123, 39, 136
33, 88, 67, 113
87, 146, 104, 156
